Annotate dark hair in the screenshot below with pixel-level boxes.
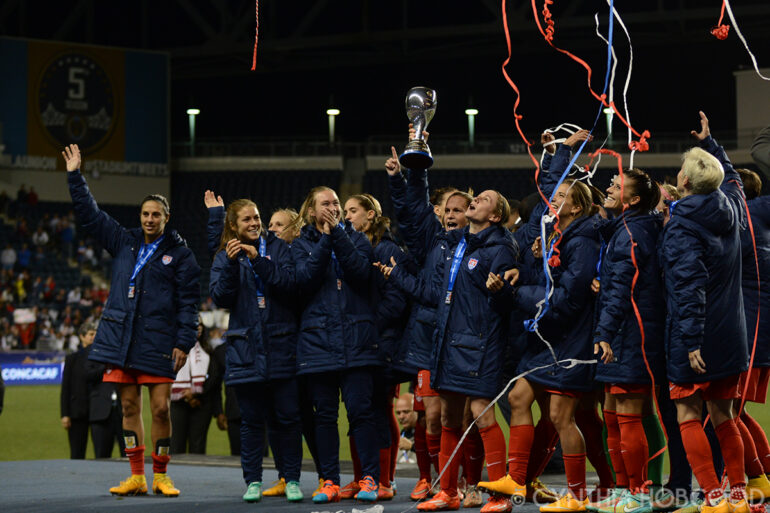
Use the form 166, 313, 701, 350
508, 198, 521, 213
623, 168, 660, 213
140, 194, 170, 218
518, 193, 540, 224
430, 187, 458, 207
737, 168, 762, 200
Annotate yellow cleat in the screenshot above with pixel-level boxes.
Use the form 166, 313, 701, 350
312, 478, 325, 497
109, 474, 148, 496
263, 478, 286, 497
701, 498, 731, 513
748, 476, 770, 503
478, 475, 527, 503
730, 499, 751, 513
152, 473, 180, 497
539, 493, 589, 512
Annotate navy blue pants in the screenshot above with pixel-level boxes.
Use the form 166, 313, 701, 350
234, 378, 302, 485
307, 367, 380, 485
268, 376, 322, 478
658, 386, 724, 495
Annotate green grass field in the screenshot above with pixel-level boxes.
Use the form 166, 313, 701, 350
2, 384, 769, 471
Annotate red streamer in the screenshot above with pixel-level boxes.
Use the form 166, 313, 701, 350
711, 1, 730, 40
533, 0, 651, 152
251, 0, 260, 70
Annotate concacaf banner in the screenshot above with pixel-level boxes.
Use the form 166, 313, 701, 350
0, 37, 169, 176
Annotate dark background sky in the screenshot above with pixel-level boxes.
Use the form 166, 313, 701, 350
3, 0, 769, 144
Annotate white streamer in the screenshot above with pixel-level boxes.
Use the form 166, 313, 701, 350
399, 357, 598, 513
724, 0, 770, 81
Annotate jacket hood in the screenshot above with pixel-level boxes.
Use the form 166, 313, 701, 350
463, 224, 517, 252
670, 190, 736, 236
560, 214, 600, 244
599, 211, 662, 243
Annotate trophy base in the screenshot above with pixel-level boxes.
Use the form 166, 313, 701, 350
399, 149, 434, 170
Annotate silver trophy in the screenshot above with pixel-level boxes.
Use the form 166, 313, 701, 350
399, 87, 437, 169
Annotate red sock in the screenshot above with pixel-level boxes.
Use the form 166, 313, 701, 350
439, 426, 462, 496
741, 412, 770, 474
415, 422, 433, 480
679, 419, 721, 498
462, 426, 485, 485
126, 445, 145, 476
563, 453, 587, 500
389, 405, 400, 483
379, 446, 391, 487
478, 424, 506, 481
715, 419, 746, 490
152, 452, 169, 474
526, 418, 559, 482
604, 410, 628, 488
617, 413, 648, 491
508, 424, 535, 484
350, 436, 362, 482
576, 408, 614, 489
427, 430, 442, 475
735, 416, 764, 477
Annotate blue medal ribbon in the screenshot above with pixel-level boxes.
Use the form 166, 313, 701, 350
445, 238, 468, 304
128, 235, 164, 298
246, 236, 267, 309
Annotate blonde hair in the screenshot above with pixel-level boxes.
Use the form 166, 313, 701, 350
347, 194, 391, 246
219, 199, 259, 251
492, 191, 511, 225
659, 183, 681, 202
681, 147, 724, 194
294, 186, 335, 234
445, 190, 473, 209
272, 208, 302, 243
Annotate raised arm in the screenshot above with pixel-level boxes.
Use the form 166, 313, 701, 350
328, 225, 374, 285
204, 190, 225, 260
248, 236, 296, 293
691, 111, 746, 229
209, 250, 241, 309
63, 144, 129, 256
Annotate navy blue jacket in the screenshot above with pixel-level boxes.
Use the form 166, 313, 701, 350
516, 215, 600, 392
209, 232, 298, 384
514, 149, 561, 250
386, 168, 463, 374
660, 136, 749, 384
292, 222, 380, 373
593, 212, 666, 384
207, 206, 226, 259
371, 231, 409, 367
68, 170, 201, 378
429, 225, 517, 398
742, 197, 770, 368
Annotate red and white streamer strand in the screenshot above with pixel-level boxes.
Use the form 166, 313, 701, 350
250, 0, 259, 71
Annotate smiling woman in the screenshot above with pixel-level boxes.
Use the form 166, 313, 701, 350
62, 143, 201, 497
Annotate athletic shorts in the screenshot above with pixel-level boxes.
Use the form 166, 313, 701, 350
103, 366, 174, 385
668, 374, 741, 401
544, 387, 582, 398
739, 367, 770, 404
605, 383, 651, 396
415, 369, 439, 398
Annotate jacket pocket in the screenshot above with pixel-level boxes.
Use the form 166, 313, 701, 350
447, 333, 485, 377
265, 324, 297, 367
95, 309, 127, 352
224, 327, 256, 369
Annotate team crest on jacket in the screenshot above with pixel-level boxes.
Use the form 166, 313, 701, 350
162, 255, 173, 265
467, 258, 478, 270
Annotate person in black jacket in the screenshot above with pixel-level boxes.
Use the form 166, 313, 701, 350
61, 322, 98, 459
62, 144, 201, 498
